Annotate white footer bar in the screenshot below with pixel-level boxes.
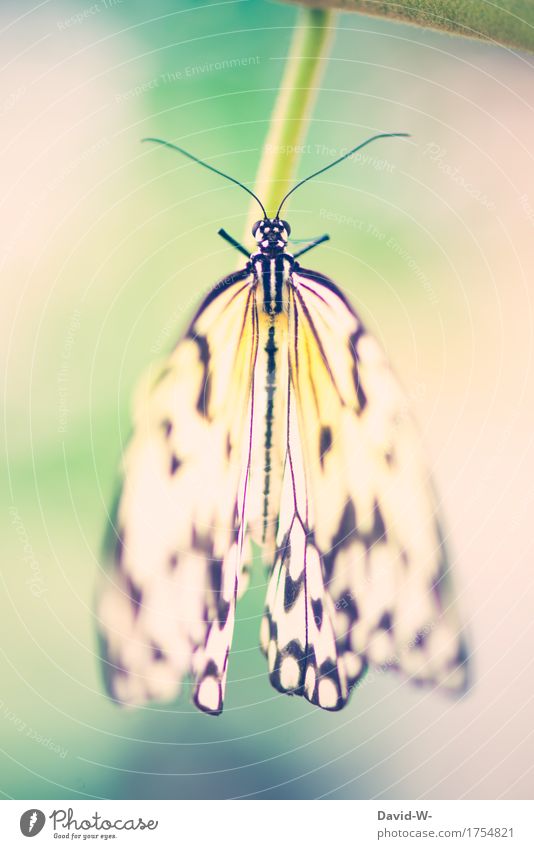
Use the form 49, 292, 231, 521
1, 799, 532, 847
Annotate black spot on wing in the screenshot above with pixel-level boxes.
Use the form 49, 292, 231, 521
275, 528, 292, 567
361, 499, 387, 550
190, 334, 212, 418
209, 559, 223, 594
283, 572, 302, 611
261, 610, 277, 651
412, 629, 426, 648
349, 326, 366, 355
319, 426, 332, 468
323, 499, 357, 580
451, 639, 470, 693
377, 611, 393, 632
203, 659, 218, 680
355, 377, 367, 413
349, 329, 367, 412
170, 454, 181, 475
311, 597, 323, 628
125, 575, 142, 618
192, 527, 214, 556
208, 558, 231, 625
338, 500, 356, 543
216, 598, 231, 626
371, 500, 386, 544
151, 643, 165, 661
334, 592, 359, 651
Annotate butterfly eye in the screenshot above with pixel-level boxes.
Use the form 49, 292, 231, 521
281, 220, 291, 236
252, 220, 262, 236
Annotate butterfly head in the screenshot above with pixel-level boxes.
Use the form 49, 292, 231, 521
252, 218, 291, 254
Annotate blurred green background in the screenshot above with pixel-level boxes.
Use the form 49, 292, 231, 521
2, 0, 533, 799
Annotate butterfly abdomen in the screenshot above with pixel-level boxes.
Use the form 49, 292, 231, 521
244, 304, 289, 561
262, 322, 277, 542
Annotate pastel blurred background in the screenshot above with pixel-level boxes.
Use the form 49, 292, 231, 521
1, 0, 533, 800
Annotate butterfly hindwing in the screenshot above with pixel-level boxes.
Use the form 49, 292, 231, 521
261, 384, 352, 709
261, 265, 467, 709
97, 269, 258, 714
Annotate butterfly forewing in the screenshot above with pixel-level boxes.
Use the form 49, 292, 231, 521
97, 269, 259, 714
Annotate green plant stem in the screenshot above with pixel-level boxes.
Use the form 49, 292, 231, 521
244, 8, 334, 238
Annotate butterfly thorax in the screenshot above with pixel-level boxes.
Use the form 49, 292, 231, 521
252, 253, 294, 315
251, 218, 293, 315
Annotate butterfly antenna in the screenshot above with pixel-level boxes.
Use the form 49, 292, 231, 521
275, 132, 410, 218
142, 137, 267, 219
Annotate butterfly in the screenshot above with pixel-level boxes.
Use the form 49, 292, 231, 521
97, 133, 468, 715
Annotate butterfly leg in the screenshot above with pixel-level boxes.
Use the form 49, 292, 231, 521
293, 234, 330, 258
218, 228, 251, 258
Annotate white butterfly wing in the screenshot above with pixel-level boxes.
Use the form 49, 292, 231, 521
97, 270, 258, 715
262, 266, 467, 710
